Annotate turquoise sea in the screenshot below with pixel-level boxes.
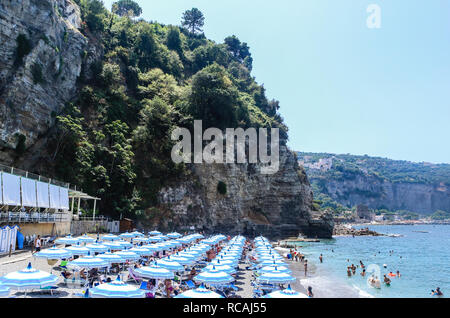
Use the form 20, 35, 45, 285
293, 225, 450, 298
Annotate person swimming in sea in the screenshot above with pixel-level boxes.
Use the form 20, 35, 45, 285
319, 254, 323, 263
361, 269, 366, 277
431, 287, 443, 297
307, 286, 314, 298
396, 270, 401, 277
347, 267, 352, 277
383, 275, 391, 286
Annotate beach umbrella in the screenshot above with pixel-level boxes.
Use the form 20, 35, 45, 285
65, 243, 90, 256
167, 255, 192, 266
194, 269, 234, 286
134, 265, 174, 280
133, 237, 150, 244
148, 230, 162, 236
90, 276, 145, 298
154, 259, 184, 272
264, 285, 308, 298
103, 242, 125, 251
259, 260, 286, 267
97, 253, 126, 264
116, 240, 133, 249
114, 251, 140, 262
210, 259, 236, 267
102, 234, 120, 241
258, 265, 291, 274
77, 234, 95, 244
0, 284, 10, 297
257, 271, 296, 284
67, 254, 109, 270
34, 245, 72, 260
203, 264, 236, 274
131, 231, 145, 237
86, 242, 109, 254
129, 247, 154, 257
55, 234, 80, 245
167, 232, 182, 239
119, 232, 136, 239
148, 236, 164, 243
0, 263, 58, 292
175, 284, 223, 299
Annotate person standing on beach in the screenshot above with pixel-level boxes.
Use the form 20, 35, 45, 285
319, 254, 323, 263
304, 260, 308, 277
307, 286, 314, 298
34, 235, 42, 253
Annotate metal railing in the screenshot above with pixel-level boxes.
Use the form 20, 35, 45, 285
0, 163, 70, 188
0, 211, 71, 223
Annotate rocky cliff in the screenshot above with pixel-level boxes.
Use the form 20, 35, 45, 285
299, 152, 450, 214
156, 145, 334, 239
0, 0, 94, 164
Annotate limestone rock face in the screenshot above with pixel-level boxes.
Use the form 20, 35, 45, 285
0, 0, 88, 162
157, 145, 334, 239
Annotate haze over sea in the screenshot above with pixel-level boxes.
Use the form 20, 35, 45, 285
294, 225, 450, 298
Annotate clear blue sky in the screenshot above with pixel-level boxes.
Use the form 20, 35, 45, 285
103, 0, 450, 164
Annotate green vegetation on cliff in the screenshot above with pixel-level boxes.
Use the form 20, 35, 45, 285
49, 0, 287, 220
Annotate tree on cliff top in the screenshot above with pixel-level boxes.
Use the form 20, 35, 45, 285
112, 0, 142, 18
181, 8, 205, 34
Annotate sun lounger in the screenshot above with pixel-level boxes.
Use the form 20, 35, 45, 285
39, 286, 59, 295
127, 267, 143, 284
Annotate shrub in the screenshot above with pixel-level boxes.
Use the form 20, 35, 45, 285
14, 34, 32, 66
217, 181, 227, 195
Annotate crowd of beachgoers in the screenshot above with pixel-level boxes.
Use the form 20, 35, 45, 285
0, 231, 310, 298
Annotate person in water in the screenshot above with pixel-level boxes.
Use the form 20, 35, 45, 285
304, 260, 308, 277
361, 269, 366, 277
432, 287, 443, 296
319, 254, 323, 263
307, 286, 314, 298
347, 267, 352, 277
396, 270, 401, 278
383, 275, 391, 285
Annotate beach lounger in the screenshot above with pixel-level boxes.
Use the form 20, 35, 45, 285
127, 267, 143, 284
39, 286, 59, 295
184, 280, 196, 289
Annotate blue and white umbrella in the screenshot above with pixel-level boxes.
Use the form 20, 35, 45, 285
131, 231, 145, 237
119, 232, 136, 239
86, 242, 109, 254
103, 242, 125, 251
77, 234, 95, 244
168, 255, 193, 266
129, 247, 154, 257
90, 276, 145, 298
0, 283, 10, 297
134, 265, 174, 280
154, 259, 184, 272
113, 251, 140, 262
55, 235, 80, 245
65, 243, 90, 256
203, 264, 236, 274
210, 259, 236, 267
175, 284, 223, 298
97, 253, 126, 264
116, 240, 133, 249
194, 269, 234, 286
257, 271, 296, 284
259, 260, 287, 267
148, 236, 164, 243
0, 263, 58, 291
258, 265, 291, 274
167, 232, 182, 239
148, 230, 162, 236
263, 285, 308, 298
102, 234, 120, 241
133, 237, 150, 244
67, 254, 109, 269
34, 246, 72, 260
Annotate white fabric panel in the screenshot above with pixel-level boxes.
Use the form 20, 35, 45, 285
21, 177, 37, 207
59, 187, 69, 210
8, 226, 17, 252
2, 173, 21, 206
49, 184, 60, 209
37, 181, 50, 208
0, 227, 8, 253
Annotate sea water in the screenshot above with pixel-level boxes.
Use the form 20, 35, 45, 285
292, 225, 450, 298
